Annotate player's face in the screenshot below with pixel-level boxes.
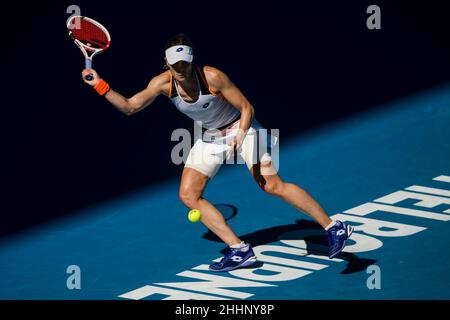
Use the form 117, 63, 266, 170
168, 61, 192, 79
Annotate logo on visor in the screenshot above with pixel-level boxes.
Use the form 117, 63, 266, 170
176, 47, 184, 52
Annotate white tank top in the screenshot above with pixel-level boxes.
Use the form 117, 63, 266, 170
168, 66, 241, 130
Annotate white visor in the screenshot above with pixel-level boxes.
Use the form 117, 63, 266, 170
165, 45, 194, 65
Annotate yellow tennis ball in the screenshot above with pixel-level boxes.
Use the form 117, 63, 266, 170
188, 209, 201, 223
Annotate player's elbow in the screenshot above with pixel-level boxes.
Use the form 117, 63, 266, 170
246, 104, 255, 118
250, 105, 255, 116
125, 100, 140, 116
125, 107, 136, 116
123, 105, 134, 116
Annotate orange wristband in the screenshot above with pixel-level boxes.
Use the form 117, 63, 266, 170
94, 79, 111, 96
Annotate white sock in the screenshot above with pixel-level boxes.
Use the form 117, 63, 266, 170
230, 241, 246, 249
325, 220, 337, 231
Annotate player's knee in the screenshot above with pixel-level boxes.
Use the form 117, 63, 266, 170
263, 180, 284, 196
179, 188, 200, 208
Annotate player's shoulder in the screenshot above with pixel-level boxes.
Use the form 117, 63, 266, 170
202, 65, 230, 85
148, 70, 171, 96
149, 70, 171, 87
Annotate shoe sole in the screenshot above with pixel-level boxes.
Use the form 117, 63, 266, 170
329, 225, 354, 259
209, 255, 258, 272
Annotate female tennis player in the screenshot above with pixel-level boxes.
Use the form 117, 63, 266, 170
81, 34, 353, 272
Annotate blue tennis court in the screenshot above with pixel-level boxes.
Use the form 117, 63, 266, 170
1, 84, 449, 300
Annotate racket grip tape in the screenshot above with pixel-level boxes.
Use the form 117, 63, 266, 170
85, 59, 94, 81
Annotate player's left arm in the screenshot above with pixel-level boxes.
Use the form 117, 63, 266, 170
204, 66, 255, 144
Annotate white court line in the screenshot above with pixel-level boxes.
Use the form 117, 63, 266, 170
433, 175, 450, 183
405, 185, 450, 198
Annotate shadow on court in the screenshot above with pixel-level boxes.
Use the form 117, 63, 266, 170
203, 208, 376, 275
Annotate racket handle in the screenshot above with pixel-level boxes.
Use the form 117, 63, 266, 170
84, 59, 93, 81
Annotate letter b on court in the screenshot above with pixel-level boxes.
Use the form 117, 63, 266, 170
66, 265, 81, 290
366, 265, 381, 290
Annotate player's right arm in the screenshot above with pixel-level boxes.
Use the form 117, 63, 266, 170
82, 69, 170, 116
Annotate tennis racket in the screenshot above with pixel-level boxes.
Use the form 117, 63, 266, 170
67, 16, 111, 81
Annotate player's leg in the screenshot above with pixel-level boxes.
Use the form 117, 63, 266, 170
240, 128, 353, 259
179, 166, 241, 247
250, 161, 353, 258
239, 129, 332, 227
182, 138, 257, 272
250, 161, 332, 228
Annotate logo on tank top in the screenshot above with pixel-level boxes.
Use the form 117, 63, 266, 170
202, 102, 210, 109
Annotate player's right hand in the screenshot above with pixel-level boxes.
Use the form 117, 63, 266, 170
82, 69, 100, 86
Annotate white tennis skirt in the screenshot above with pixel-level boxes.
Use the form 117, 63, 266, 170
185, 118, 278, 178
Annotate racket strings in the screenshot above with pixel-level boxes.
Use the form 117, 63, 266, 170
71, 19, 109, 49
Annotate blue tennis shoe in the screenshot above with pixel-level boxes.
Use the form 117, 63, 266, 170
209, 243, 257, 272
327, 220, 354, 259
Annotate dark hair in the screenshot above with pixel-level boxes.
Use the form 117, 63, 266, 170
164, 33, 193, 51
